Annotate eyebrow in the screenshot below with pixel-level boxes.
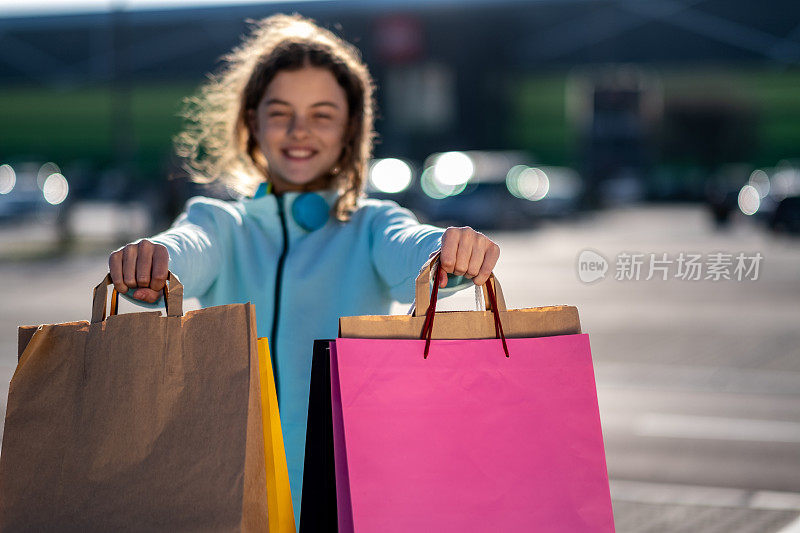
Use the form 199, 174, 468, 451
265, 98, 341, 109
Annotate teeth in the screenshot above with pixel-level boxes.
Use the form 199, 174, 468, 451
286, 149, 313, 158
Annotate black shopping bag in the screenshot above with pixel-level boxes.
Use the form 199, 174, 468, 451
299, 339, 338, 532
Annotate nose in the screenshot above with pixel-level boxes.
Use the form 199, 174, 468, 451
288, 115, 310, 139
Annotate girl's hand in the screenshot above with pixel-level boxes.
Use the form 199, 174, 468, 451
435, 227, 500, 288
108, 239, 169, 303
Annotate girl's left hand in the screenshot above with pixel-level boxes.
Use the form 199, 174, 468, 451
434, 227, 500, 288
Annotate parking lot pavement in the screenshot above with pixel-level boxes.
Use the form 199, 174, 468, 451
439, 205, 800, 531
612, 499, 799, 533
1, 204, 798, 531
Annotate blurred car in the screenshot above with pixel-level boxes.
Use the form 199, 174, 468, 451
769, 195, 800, 234
407, 150, 583, 230
705, 163, 753, 228
733, 162, 800, 232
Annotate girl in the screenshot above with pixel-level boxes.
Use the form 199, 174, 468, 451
108, 14, 499, 524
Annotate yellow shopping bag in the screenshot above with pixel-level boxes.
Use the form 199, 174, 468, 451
257, 338, 296, 533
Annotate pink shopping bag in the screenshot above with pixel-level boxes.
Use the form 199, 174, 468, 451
331, 258, 615, 532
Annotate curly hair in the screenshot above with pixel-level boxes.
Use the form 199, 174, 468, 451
174, 13, 375, 221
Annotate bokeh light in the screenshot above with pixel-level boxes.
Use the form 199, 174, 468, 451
433, 151, 474, 186
37, 162, 61, 189
369, 158, 413, 193
748, 169, 770, 199
505, 165, 528, 198
738, 184, 760, 215
507, 166, 551, 201
421, 166, 467, 199
770, 168, 800, 200
0, 164, 16, 194
42, 173, 69, 205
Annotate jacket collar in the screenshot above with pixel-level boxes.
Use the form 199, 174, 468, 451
251, 182, 338, 207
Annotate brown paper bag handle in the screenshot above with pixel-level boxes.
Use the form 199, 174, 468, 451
91, 272, 184, 323
413, 252, 508, 317
420, 257, 509, 359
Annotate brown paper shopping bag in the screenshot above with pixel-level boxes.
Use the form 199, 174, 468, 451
0, 273, 275, 532
339, 253, 582, 340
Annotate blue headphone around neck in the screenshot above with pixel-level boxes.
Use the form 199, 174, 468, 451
253, 182, 330, 232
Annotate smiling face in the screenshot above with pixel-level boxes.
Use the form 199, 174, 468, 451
250, 66, 350, 193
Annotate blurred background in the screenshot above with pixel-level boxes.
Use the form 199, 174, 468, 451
1, 1, 799, 531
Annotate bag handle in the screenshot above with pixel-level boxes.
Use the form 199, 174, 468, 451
91, 272, 184, 324
420, 256, 509, 359
413, 252, 508, 317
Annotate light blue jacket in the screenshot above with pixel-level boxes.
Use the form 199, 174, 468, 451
148, 189, 446, 526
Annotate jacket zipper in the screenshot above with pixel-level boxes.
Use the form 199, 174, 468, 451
272, 194, 289, 405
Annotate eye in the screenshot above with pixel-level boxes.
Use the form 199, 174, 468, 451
268, 111, 289, 118
313, 113, 333, 120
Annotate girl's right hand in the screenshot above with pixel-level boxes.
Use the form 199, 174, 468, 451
108, 239, 169, 303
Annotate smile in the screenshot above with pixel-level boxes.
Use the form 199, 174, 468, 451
282, 148, 318, 160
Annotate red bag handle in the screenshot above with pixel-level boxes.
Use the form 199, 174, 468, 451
420, 257, 509, 359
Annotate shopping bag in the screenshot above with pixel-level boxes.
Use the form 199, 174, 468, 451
329, 256, 615, 532
257, 338, 296, 533
298, 340, 339, 533
0, 273, 292, 532
339, 256, 581, 340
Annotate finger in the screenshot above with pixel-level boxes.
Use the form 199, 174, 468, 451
439, 269, 448, 288
136, 241, 154, 289
122, 245, 139, 291
109, 250, 128, 293
132, 287, 162, 304
453, 232, 474, 276
472, 243, 500, 286
465, 239, 486, 279
150, 245, 169, 291
439, 228, 460, 274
